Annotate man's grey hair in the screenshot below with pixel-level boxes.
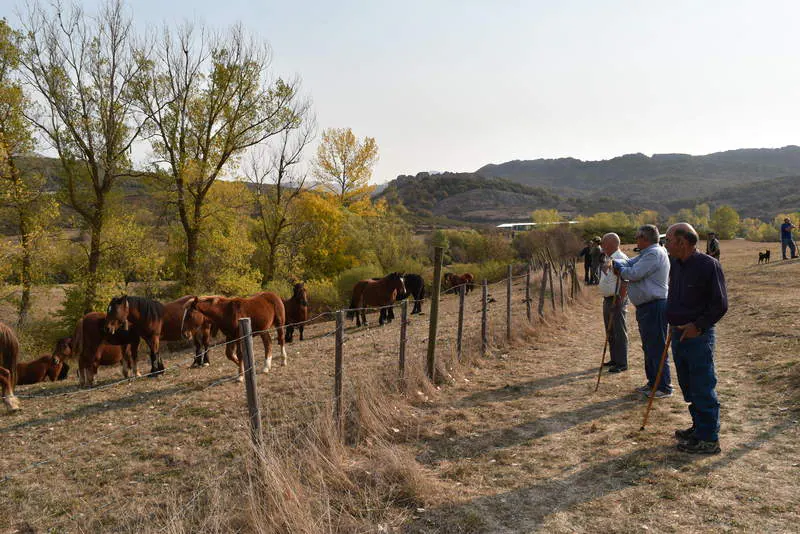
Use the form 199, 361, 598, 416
637, 224, 659, 245
601, 232, 621, 247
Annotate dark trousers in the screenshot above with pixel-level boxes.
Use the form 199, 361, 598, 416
635, 299, 671, 392
603, 296, 628, 367
672, 327, 720, 441
781, 238, 797, 259
584, 263, 591, 283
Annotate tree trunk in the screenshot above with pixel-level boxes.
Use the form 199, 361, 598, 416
17, 221, 32, 329
85, 224, 102, 314
185, 226, 199, 291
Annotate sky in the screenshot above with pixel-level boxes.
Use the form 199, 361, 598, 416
7, 0, 800, 184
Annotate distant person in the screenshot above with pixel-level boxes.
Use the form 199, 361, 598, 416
599, 233, 629, 373
613, 224, 672, 398
579, 241, 591, 283
589, 237, 604, 285
705, 232, 720, 261
665, 223, 728, 454
780, 218, 798, 260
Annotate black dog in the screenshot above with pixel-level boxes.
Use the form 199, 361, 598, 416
758, 250, 771, 264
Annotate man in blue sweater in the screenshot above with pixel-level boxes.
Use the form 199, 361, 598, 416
664, 223, 728, 454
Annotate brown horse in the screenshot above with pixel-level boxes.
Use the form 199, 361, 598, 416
185, 292, 287, 382
283, 283, 309, 342
444, 272, 475, 295
105, 295, 166, 377
72, 313, 137, 387
0, 321, 21, 411
347, 272, 406, 327
16, 354, 68, 385
162, 295, 217, 367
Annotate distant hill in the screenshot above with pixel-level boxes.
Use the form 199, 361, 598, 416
476, 146, 800, 214
681, 176, 800, 218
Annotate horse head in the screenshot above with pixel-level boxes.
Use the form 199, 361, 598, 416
53, 337, 73, 360
388, 272, 406, 298
104, 295, 130, 335
47, 355, 65, 381
292, 283, 309, 307
181, 297, 200, 339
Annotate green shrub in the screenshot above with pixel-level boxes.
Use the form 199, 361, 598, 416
337, 265, 382, 303
304, 278, 342, 312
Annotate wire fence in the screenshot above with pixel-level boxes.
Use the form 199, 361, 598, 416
1, 258, 584, 532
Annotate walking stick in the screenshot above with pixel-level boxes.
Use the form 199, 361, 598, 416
640, 328, 673, 431
594, 274, 620, 392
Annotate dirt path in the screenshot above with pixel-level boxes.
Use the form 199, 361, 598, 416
404, 241, 799, 533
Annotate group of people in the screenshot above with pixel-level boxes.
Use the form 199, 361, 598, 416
595, 223, 728, 455
579, 237, 605, 285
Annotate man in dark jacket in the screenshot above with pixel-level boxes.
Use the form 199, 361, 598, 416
665, 223, 728, 454
578, 241, 591, 283
705, 232, 720, 260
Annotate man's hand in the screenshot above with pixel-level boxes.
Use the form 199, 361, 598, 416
611, 260, 623, 275
677, 323, 701, 341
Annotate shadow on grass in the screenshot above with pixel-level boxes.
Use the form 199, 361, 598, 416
456, 367, 598, 408
419, 395, 639, 464
405, 418, 796, 533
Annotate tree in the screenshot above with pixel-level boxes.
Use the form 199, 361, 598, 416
134, 23, 302, 290
0, 19, 57, 327
531, 209, 561, 225
246, 112, 314, 285
313, 127, 378, 206
710, 205, 740, 239
19, 0, 145, 313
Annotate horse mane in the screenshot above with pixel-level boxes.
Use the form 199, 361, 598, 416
126, 296, 165, 322
0, 322, 20, 387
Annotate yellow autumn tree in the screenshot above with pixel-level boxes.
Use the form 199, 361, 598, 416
313, 128, 378, 207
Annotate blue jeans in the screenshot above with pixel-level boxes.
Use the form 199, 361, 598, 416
672, 327, 720, 442
781, 238, 797, 259
635, 299, 671, 392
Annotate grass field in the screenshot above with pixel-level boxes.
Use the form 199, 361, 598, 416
1, 239, 798, 533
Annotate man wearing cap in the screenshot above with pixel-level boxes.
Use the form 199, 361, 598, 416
705, 232, 720, 261
599, 233, 629, 373
780, 218, 798, 260
664, 222, 728, 454
612, 224, 672, 398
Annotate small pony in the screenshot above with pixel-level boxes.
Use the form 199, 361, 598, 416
16, 354, 69, 385
758, 250, 771, 264
105, 295, 166, 377
444, 272, 474, 295
71, 313, 137, 387
348, 272, 406, 327
283, 283, 309, 342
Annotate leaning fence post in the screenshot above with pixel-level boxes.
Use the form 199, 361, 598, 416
526, 263, 532, 322
558, 262, 565, 311
334, 310, 344, 439
538, 263, 548, 318
399, 300, 408, 381
238, 317, 262, 447
506, 265, 513, 342
548, 262, 557, 312
456, 284, 465, 361
426, 246, 444, 381
481, 279, 488, 356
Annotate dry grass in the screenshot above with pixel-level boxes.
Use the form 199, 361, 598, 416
1, 242, 798, 533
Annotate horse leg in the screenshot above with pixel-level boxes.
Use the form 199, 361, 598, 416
0, 367, 20, 412
149, 335, 164, 375
261, 332, 273, 374
130, 338, 141, 377
285, 325, 294, 343
225, 340, 243, 383
298, 325, 304, 341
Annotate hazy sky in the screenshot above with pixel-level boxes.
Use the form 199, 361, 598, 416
8, 0, 800, 183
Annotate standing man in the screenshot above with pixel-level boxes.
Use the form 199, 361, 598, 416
589, 237, 604, 285
705, 231, 720, 261
599, 233, 628, 373
664, 223, 728, 454
579, 241, 591, 283
780, 217, 798, 260
612, 224, 672, 398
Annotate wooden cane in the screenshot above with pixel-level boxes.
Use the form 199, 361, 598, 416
640, 328, 673, 431
594, 274, 620, 392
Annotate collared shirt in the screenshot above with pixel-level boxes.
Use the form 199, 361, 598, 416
599, 249, 628, 297
613, 244, 669, 306
667, 251, 728, 330
781, 222, 794, 240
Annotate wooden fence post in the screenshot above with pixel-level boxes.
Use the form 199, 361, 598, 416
506, 265, 513, 342
456, 284, 465, 361
526, 263, 532, 322
334, 310, 344, 439
481, 279, 488, 356
538, 263, 548, 318
548, 262, 557, 312
238, 317, 262, 447
558, 262, 565, 311
426, 246, 444, 381
399, 300, 408, 381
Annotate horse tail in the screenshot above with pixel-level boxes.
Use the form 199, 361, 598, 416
73, 317, 84, 368
274, 297, 286, 346
0, 322, 19, 389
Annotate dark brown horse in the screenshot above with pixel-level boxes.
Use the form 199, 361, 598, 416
444, 272, 475, 295
162, 295, 217, 367
0, 321, 20, 411
185, 292, 286, 381
16, 354, 68, 385
347, 272, 406, 327
283, 283, 309, 342
105, 295, 166, 377
72, 313, 137, 387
